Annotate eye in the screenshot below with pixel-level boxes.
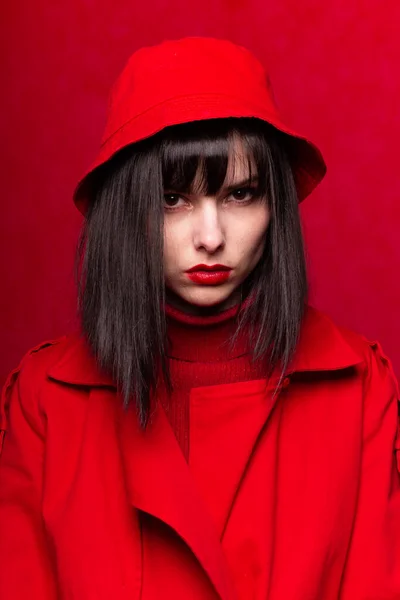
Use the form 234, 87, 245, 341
163, 193, 186, 209
228, 187, 257, 203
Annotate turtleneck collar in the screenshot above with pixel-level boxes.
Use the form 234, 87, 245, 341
165, 302, 251, 362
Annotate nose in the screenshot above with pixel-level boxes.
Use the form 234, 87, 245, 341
193, 201, 225, 254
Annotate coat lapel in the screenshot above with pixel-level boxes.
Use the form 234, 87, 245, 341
116, 396, 237, 600
48, 338, 235, 599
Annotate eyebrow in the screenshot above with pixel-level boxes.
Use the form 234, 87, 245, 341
164, 176, 260, 196
224, 176, 259, 192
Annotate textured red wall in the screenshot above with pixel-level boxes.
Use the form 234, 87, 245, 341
1, 0, 400, 382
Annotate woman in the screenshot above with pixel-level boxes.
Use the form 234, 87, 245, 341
0, 37, 399, 600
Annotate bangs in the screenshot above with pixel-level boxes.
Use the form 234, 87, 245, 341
159, 118, 271, 197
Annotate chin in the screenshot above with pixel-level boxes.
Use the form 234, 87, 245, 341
189, 296, 228, 307
184, 288, 238, 311
166, 283, 241, 315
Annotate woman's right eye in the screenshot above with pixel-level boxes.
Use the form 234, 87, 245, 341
163, 193, 185, 209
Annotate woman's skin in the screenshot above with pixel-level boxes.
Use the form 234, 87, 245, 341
163, 140, 271, 316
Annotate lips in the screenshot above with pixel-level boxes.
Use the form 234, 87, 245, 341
186, 264, 231, 273
185, 264, 232, 285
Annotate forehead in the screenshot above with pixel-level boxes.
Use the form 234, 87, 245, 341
162, 126, 263, 196
189, 136, 257, 193
224, 137, 257, 182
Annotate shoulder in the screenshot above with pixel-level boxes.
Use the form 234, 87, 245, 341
304, 305, 399, 396
305, 304, 386, 358
1, 331, 114, 418
302, 307, 399, 465
0, 335, 86, 432
3, 334, 80, 391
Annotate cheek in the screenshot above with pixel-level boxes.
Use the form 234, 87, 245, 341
237, 206, 270, 259
163, 220, 184, 275
163, 232, 174, 276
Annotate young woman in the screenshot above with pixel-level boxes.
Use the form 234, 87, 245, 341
0, 37, 399, 600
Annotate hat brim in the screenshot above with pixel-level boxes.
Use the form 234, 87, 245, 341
73, 93, 326, 214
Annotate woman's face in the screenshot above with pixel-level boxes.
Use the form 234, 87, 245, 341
163, 141, 271, 314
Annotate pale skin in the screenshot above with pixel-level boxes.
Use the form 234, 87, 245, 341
163, 140, 271, 316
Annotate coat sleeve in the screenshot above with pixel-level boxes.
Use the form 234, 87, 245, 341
0, 345, 59, 599
340, 340, 400, 600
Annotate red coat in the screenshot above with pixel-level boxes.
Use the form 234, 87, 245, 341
0, 306, 399, 599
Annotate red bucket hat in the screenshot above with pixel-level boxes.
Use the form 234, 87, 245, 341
73, 37, 326, 215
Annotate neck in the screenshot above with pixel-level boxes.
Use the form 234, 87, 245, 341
165, 301, 250, 362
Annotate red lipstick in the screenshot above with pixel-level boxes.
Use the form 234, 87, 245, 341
185, 264, 232, 285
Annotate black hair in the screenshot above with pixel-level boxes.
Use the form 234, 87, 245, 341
76, 118, 307, 426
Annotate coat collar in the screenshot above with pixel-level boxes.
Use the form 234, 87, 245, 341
45, 306, 364, 600
47, 306, 363, 387
288, 305, 363, 374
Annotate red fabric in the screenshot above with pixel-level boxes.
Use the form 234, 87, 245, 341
73, 37, 326, 213
0, 306, 399, 599
163, 302, 266, 457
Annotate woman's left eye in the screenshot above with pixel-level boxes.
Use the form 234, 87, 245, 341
164, 193, 185, 209
229, 187, 257, 202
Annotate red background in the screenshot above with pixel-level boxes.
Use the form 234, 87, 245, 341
1, 0, 400, 383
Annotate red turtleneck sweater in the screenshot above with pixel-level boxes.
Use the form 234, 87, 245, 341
162, 303, 268, 460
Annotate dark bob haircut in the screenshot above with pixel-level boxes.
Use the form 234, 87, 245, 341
76, 118, 308, 426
